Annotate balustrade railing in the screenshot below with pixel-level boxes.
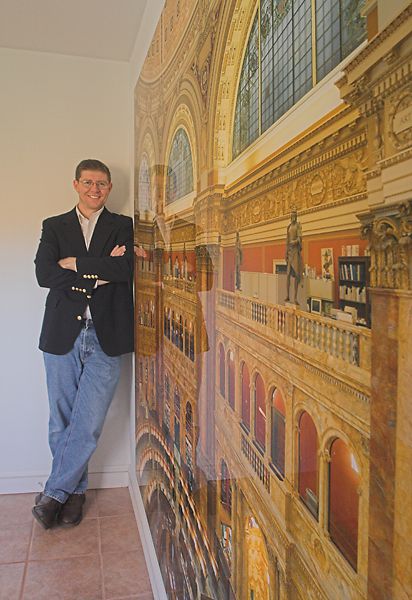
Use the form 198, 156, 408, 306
217, 290, 371, 370
241, 435, 271, 492
164, 276, 196, 294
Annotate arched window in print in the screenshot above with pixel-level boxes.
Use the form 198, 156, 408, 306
138, 154, 151, 216
271, 388, 286, 478
144, 359, 149, 403
171, 312, 177, 346
241, 362, 251, 430
232, 0, 366, 159
184, 319, 189, 357
254, 373, 266, 450
164, 375, 171, 434
298, 411, 319, 518
166, 128, 194, 204
227, 350, 235, 410
179, 315, 184, 351
189, 322, 195, 362
173, 388, 181, 453
151, 361, 155, 387
219, 344, 226, 397
329, 438, 360, 570
185, 402, 193, 471
232, 12, 259, 158
220, 459, 232, 513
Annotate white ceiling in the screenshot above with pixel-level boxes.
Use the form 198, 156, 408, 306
0, 0, 150, 61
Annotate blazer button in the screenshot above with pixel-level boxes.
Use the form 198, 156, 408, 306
86, 295, 92, 299
77, 315, 82, 321
71, 286, 75, 291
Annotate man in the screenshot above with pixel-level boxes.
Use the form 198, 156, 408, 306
33, 159, 134, 529
285, 209, 303, 304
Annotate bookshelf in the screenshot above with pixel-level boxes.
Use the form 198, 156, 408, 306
338, 256, 371, 327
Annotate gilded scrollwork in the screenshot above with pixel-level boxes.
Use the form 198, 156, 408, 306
221, 147, 367, 233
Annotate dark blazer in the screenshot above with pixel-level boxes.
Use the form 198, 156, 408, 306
35, 207, 134, 356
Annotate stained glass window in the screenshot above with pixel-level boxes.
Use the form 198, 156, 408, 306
317, 0, 366, 80
232, 0, 366, 159
233, 13, 259, 158
138, 155, 151, 215
166, 128, 194, 204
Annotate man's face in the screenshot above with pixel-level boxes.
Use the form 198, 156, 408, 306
73, 169, 112, 214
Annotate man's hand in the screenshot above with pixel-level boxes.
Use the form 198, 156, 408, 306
96, 245, 126, 286
134, 244, 147, 258
110, 244, 126, 257
58, 257, 77, 271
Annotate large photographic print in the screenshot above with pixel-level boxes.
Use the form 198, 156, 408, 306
134, 2, 411, 599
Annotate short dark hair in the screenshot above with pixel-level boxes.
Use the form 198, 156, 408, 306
75, 159, 111, 182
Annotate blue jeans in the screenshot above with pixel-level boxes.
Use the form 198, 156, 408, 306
43, 320, 121, 503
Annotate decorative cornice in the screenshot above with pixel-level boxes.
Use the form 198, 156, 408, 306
377, 147, 412, 170
224, 106, 358, 195
225, 131, 367, 202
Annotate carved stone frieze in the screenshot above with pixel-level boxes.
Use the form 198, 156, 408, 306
170, 223, 196, 245
360, 200, 412, 290
222, 146, 367, 233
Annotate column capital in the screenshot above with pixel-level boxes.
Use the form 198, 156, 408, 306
359, 199, 412, 290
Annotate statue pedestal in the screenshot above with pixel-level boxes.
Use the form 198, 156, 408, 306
284, 301, 299, 309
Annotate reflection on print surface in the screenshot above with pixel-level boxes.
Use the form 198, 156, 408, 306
135, 1, 412, 599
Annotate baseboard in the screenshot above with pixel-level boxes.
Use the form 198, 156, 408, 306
128, 468, 167, 600
0, 465, 129, 495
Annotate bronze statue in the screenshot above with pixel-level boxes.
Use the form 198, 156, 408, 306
285, 209, 303, 304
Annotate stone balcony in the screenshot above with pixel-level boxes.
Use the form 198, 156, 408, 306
217, 289, 371, 388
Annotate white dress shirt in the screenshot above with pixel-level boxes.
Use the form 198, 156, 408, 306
76, 206, 104, 319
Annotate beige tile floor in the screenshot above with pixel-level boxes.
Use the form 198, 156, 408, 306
0, 488, 153, 600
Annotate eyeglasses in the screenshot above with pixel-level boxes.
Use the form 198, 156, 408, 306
79, 179, 110, 189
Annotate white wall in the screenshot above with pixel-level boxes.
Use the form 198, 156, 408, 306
0, 47, 132, 492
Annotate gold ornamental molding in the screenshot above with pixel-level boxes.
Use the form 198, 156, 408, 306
226, 130, 367, 201
221, 143, 368, 234
360, 200, 412, 290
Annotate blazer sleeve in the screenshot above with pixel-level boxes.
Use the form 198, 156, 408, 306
34, 218, 95, 292
76, 217, 134, 283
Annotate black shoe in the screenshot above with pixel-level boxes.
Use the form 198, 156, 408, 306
58, 493, 86, 527
32, 494, 62, 529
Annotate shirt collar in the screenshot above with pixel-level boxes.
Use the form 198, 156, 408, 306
76, 205, 104, 225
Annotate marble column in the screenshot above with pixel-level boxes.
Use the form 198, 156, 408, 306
367, 288, 412, 600
360, 201, 412, 600
195, 243, 220, 479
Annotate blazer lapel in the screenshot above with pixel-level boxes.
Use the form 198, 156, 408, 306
62, 208, 88, 256
88, 207, 115, 257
